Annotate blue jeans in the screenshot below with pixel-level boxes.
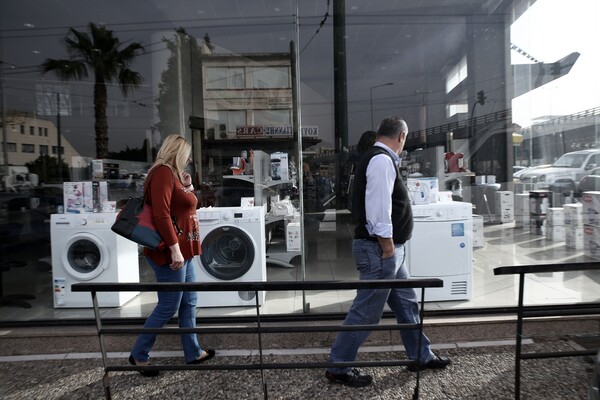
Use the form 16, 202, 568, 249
327, 239, 434, 374
131, 258, 203, 363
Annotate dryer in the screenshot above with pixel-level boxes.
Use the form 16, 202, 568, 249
196, 206, 266, 307
51, 212, 140, 307
406, 202, 473, 302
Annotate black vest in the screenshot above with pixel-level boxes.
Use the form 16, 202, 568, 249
353, 146, 413, 244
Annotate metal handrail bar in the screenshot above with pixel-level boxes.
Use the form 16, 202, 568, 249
494, 262, 600, 400
73, 278, 442, 400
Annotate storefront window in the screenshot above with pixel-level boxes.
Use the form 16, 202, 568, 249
0, 0, 598, 323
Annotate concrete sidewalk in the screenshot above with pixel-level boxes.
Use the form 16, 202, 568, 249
0, 317, 597, 399
0, 338, 595, 399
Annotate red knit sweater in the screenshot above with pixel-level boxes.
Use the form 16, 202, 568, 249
143, 165, 201, 266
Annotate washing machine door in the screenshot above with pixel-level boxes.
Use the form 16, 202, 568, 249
61, 232, 109, 281
200, 225, 255, 281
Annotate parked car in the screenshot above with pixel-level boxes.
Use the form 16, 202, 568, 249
513, 164, 551, 181
577, 166, 600, 194
518, 149, 600, 190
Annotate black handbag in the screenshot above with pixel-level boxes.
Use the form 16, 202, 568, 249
111, 170, 181, 250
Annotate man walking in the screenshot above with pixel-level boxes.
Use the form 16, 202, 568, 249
325, 116, 450, 388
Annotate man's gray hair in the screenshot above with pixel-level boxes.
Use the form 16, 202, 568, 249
376, 116, 408, 139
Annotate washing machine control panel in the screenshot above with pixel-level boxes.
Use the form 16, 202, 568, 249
197, 207, 263, 224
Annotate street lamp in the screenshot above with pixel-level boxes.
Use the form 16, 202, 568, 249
370, 82, 394, 128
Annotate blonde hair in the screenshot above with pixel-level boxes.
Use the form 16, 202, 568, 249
151, 134, 191, 182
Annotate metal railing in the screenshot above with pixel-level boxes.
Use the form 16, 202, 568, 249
494, 262, 600, 400
73, 278, 443, 400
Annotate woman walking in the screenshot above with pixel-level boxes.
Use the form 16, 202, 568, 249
129, 134, 215, 376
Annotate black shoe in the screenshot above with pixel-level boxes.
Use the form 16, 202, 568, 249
325, 368, 373, 387
187, 349, 216, 364
407, 355, 451, 372
128, 355, 160, 377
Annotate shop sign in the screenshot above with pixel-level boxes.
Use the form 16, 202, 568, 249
235, 125, 319, 138
236, 126, 265, 137
300, 126, 319, 137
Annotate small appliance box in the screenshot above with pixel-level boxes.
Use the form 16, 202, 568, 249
546, 207, 565, 226
564, 203, 584, 226
566, 225, 584, 249
472, 215, 485, 247
581, 192, 600, 226
271, 152, 289, 181
583, 224, 600, 260
407, 177, 439, 205
495, 191, 514, 223
92, 181, 108, 212
514, 193, 530, 216
63, 182, 93, 213
286, 222, 301, 252
546, 225, 566, 242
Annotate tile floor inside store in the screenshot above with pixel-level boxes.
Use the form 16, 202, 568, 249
1, 220, 599, 322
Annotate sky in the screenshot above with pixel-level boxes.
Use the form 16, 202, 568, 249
511, 0, 600, 127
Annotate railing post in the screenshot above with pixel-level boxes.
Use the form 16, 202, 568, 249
91, 291, 111, 400
514, 272, 525, 400
412, 287, 426, 400
255, 290, 268, 400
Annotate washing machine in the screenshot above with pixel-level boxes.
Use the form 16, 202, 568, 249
196, 206, 266, 307
51, 212, 140, 308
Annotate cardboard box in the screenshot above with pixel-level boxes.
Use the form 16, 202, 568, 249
472, 215, 485, 247
495, 191, 513, 207
546, 208, 564, 226
407, 177, 439, 205
583, 224, 600, 260
64, 182, 93, 213
92, 181, 108, 213
286, 222, 301, 252
514, 214, 529, 229
546, 225, 566, 242
499, 207, 514, 223
271, 152, 289, 181
581, 192, 600, 226
566, 225, 584, 249
514, 193, 530, 215
564, 203, 584, 227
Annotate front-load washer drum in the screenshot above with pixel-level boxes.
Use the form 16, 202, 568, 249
62, 232, 109, 281
200, 225, 255, 281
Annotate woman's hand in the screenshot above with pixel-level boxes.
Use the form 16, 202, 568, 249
169, 243, 185, 270
182, 172, 192, 187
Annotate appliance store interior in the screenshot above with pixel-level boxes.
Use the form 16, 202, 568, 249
1, 0, 600, 324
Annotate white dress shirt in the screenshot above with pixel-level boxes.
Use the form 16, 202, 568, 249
365, 142, 400, 239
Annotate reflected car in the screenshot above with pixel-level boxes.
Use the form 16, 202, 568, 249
513, 164, 551, 181
578, 167, 600, 194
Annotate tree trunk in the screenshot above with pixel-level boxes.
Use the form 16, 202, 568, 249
94, 79, 108, 159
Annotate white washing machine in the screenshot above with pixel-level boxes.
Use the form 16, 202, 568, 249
51, 212, 140, 308
196, 206, 266, 307
406, 202, 473, 302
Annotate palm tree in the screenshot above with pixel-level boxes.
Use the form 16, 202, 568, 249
42, 22, 144, 159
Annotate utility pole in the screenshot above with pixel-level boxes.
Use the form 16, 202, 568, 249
56, 92, 63, 182
1, 60, 8, 168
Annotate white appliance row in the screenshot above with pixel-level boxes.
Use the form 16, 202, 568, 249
50, 206, 268, 309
